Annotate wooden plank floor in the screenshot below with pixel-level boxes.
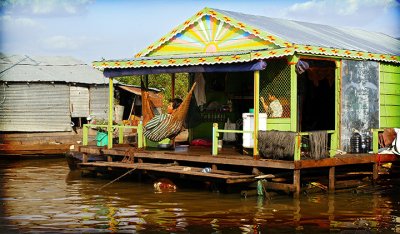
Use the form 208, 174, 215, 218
79, 161, 258, 184
78, 145, 295, 169
76, 145, 399, 170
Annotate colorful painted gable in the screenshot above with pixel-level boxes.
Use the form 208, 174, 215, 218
148, 15, 279, 56
93, 7, 399, 69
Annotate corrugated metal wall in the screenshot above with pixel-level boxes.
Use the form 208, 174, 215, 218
89, 85, 109, 120
0, 83, 71, 132
70, 86, 89, 117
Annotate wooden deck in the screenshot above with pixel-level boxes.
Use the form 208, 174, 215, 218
73, 144, 399, 195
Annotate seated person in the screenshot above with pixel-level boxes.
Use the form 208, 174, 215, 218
261, 94, 283, 118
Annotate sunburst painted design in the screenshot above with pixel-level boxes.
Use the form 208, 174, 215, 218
148, 15, 278, 56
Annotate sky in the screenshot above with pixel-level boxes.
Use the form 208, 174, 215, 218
0, 0, 399, 63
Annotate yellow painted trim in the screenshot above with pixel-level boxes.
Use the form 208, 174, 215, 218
108, 78, 114, 149
253, 70, 260, 157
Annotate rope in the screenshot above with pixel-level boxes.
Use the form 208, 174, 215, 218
98, 165, 138, 190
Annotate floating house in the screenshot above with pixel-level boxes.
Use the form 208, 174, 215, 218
0, 54, 164, 156
0, 55, 109, 156
77, 8, 399, 194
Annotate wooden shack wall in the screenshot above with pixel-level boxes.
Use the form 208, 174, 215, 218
379, 63, 400, 128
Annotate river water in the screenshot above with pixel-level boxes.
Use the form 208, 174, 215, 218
0, 158, 399, 233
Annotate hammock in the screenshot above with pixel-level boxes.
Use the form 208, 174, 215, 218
142, 83, 196, 142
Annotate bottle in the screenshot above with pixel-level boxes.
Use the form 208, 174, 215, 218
361, 139, 366, 153
364, 134, 372, 153
350, 130, 362, 154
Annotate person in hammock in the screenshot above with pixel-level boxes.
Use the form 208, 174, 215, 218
143, 83, 196, 143
167, 98, 183, 114
144, 98, 183, 143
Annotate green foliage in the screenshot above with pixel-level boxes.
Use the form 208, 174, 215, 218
116, 73, 189, 111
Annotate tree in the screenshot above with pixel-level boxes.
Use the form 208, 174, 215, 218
116, 73, 189, 112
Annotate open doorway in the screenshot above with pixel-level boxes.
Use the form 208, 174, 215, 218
298, 59, 336, 132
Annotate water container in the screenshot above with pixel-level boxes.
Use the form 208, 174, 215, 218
350, 132, 362, 153
242, 113, 267, 148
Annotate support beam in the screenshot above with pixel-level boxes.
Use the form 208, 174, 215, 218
171, 73, 175, 98
253, 70, 260, 158
293, 169, 301, 197
108, 78, 114, 149
372, 163, 379, 182
288, 55, 298, 132
332, 60, 341, 155
329, 166, 335, 192
82, 153, 88, 163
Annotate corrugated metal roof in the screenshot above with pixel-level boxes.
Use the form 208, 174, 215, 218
0, 54, 109, 84
213, 8, 400, 56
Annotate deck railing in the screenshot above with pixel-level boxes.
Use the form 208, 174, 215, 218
372, 128, 384, 153
212, 123, 337, 160
82, 123, 143, 149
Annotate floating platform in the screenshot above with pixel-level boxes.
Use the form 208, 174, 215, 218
70, 144, 399, 195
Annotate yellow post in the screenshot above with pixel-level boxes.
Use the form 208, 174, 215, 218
108, 78, 114, 149
288, 55, 299, 132
118, 126, 124, 144
253, 70, 260, 158
137, 122, 143, 148
82, 124, 88, 146
212, 123, 219, 156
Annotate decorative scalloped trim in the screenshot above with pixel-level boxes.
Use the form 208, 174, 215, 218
134, 7, 289, 58
94, 45, 399, 70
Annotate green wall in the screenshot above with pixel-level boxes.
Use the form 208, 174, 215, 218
380, 63, 400, 128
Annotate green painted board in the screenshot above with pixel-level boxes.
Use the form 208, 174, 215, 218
381, 83, 400, 95
267, 124, 291, 131
380, 94, 400, 106
381, 72, 400, 84
380, 105, 400, 117
380, 63, 400, 73
380, 116, 400, 128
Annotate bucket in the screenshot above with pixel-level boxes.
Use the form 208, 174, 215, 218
96, 132, 108, 146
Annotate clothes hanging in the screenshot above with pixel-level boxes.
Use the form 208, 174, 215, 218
194, 72, 206, 106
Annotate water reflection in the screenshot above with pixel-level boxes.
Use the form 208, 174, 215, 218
0, 158, 399, 233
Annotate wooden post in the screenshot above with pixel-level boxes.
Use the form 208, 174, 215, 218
137, 122, 143, 148
107, 155, 113, 162
288, 55, 298, 132
118, 126, 124, 144
373, 129, 379, 153
212, 164, 217, 170
212, 123, 218, 156
333, 60, 341, 155
82, 153, 88, 163
253, 70, 260, 158
294, 134, 301, 161
293, 169, 301, 197
107, 78, 114, 149
372, 163, 379, 182
82, 124, 89, 146
171, 73, 175, 99
329, 166, 335, 193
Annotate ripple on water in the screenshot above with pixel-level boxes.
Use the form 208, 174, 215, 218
0, 158, 399, 233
